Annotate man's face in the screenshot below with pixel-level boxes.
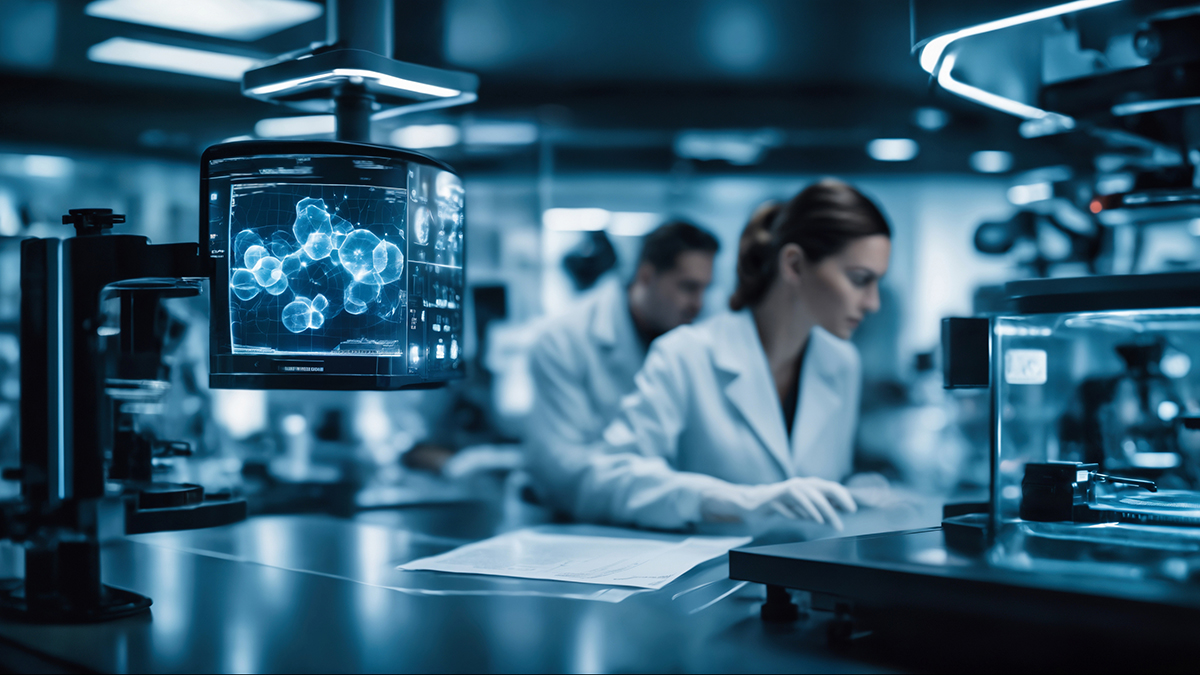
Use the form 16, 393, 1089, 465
639, 251, 715, 334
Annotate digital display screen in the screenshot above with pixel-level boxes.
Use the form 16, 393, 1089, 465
203, 141, 464, 389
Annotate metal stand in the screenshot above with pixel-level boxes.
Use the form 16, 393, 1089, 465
335, 82, 375, 143
4, 209, 244, 622
0, 542, 150, 623
760, 584, 800, 623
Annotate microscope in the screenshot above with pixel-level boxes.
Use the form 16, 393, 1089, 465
4, 0, 477, 622
6, 208, 246, 621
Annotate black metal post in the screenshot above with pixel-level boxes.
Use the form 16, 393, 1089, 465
326, 0, 394, 143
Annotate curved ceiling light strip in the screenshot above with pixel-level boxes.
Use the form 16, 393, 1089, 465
918, 0, 1123, 74
919, 0, 1122, 128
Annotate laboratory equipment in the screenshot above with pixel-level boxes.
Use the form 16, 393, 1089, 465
204, 140, 465, 390
2, 0, 476, 623
730, 271, 1200, 661
7, 208, 247, 622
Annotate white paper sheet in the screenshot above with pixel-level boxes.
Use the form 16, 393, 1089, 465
398, 529, 752, 590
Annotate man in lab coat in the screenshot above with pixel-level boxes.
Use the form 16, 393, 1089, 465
526, 221, 719, 510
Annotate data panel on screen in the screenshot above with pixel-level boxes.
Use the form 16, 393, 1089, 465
204, 142, 464, 389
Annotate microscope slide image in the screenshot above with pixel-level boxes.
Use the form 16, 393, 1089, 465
228, 184, 410, 356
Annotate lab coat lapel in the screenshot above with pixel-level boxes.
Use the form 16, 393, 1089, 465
590, 281, 644, 382
712, 312, 793, 478
790, 328, 843, 462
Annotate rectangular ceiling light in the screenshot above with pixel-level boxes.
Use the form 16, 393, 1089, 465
255, 115, 336, 138
85, 0, 322, 41
88, 37, 259, 81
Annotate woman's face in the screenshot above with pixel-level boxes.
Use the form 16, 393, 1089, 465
795, 235, 891, 340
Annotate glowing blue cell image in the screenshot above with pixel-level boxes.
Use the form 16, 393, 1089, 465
331, 214, 354, 249
308, 309, 325, 329
252, 256, 284, 287
345, 280, 380, 306
231, 269, 261, 301
339, 229, 381, 281
377, 278, 405, 319
303, 231, 334, 260
293, 197, 333, 245
281, 251, 303, 276
264, 275, 289, 296
282, 298, 313, 333
373, 239, 405, 284
227, 180, 438, 358
234, 230, 263, 267
413, 206, 432, 245
244, 244, 268, 270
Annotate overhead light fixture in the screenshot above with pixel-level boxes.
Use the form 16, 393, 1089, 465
1019, 115, 1077, 138
255, 115, 336, 138
88, 37, 259, 81
970, 150, 1013, 173
918, 0, 1122, 75
913, 107, 949, 131
543, 208, 611, 232
674, 129, 781, 165
85, 0, 322, 41
866, 138, 919, 162
463, 121, 539, 146
241, 49, 479, 119
246, 68, 462, 99
391, 124, 461, 149
917, 2, 1118, 130
1111, 96, 1200, 117
607, 212, 661, 237
3, 154, 75, 179
937, 52, 1071, 125
1007, 182, 1053, 205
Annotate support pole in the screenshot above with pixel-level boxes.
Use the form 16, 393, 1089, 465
327, 0, 394, 142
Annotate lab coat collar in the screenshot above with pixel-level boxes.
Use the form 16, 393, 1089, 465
589, 279, 645, 359
711, 311, 845, 479
711, 311, 793, 478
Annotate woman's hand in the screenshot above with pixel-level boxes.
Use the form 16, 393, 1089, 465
700, 477, 858, 529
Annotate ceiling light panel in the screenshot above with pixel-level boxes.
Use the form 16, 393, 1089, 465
391, 124, 461, 149
971, 150, 1013, 173
88, 37, 260, 81
85, 0, 322, 41
255, 115, 336, 138
866, 138, 919, 162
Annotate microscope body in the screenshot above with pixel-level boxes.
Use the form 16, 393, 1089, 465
7, 210, 245, 622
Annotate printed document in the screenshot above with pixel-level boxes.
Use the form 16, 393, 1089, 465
399, 529, 751, 590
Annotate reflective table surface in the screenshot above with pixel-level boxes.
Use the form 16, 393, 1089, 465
0, 507, 941, 674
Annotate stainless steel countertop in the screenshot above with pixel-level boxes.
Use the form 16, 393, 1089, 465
0, 506, 934, 673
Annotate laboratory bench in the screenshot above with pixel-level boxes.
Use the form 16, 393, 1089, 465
0, 501, 946, 674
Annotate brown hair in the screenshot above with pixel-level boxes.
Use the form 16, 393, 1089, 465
729, 178, 891, 311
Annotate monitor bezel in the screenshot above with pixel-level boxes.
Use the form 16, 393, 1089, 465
201, 139, 466, 390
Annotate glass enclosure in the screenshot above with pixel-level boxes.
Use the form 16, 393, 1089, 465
992, 307, 1200, 574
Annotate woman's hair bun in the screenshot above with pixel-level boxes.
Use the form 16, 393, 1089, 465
729, 201, 781, 311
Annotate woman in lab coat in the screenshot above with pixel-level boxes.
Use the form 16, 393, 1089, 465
528, 178, 891, 531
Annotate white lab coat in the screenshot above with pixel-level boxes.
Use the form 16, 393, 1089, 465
526, 279, 648, 505
529, 309, 861, 531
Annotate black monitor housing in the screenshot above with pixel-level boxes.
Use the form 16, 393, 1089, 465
202, 140, 466, 390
